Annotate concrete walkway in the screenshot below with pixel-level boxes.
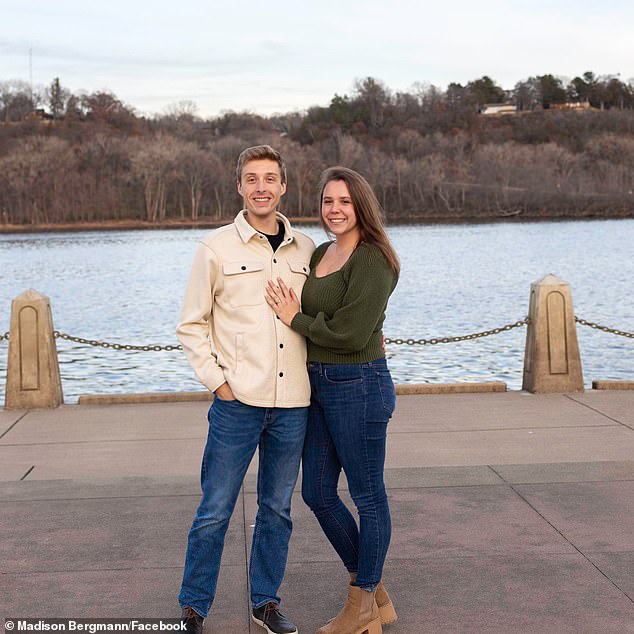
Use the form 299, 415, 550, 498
1, 390, 634, 633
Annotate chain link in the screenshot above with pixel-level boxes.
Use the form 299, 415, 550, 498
53, 331, 183, 351
575, 317, 634, 339
385, 318, 529, 345
0, 331, 9, 342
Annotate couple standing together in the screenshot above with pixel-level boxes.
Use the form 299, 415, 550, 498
176, 145, 400, 634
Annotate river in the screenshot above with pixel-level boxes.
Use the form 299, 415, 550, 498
1, 219, 632, 403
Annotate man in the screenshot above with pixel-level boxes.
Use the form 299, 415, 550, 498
177, 145, 315, 634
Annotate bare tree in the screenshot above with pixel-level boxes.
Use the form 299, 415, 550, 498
0, 136, 76, 223
0, 80, 40, 122
129, 135, 181, 222
46, 77, 70, 119
175, 145, 213, 221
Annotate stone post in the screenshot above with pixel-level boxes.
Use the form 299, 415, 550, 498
5, 289, 63, 409
522, 274, 584, 393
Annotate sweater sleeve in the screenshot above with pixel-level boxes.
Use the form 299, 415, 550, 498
291, 245, 396, 354
176, 242, 227, 393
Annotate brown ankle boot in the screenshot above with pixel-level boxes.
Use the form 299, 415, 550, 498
316, 584, 382, 634
348, 574, 397, 626
375, 581, 397, 625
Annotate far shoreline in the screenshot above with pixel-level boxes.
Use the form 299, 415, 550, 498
1, 209, 633, 235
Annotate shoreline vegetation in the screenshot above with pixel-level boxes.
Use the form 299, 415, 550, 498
2, 207, 633, 235
2, 72, 634, 230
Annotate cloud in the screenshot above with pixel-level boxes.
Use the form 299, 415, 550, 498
3, 0, 633, 116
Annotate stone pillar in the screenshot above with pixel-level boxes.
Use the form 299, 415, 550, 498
5, 289, 63, 409
522, 275, 584, 393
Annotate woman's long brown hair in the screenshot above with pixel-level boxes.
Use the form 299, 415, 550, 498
318, 166, 400, 276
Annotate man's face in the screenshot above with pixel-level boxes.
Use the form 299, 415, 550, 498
237, 159, 286, 219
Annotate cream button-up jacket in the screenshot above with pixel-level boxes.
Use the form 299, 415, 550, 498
177, 211, 315, 408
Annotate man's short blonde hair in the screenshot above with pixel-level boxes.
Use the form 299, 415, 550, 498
235, 145, 287, 184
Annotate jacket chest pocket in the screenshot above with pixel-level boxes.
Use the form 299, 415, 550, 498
287, 260, 310, 290
222, 260, 265, 307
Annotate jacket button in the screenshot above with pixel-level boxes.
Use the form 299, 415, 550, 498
273, 258, 277, 263
241, 265, 246, 270
279, 343, 284, 348
279, 372, 284, 377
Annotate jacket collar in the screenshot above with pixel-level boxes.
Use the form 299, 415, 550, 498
234, 210, 295, 246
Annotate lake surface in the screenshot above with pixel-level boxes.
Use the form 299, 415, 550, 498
1, 219, 633, 403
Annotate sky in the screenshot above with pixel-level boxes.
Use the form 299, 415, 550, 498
3, 0, 634, 118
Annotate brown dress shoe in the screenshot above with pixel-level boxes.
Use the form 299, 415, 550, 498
181, 607, 204, 634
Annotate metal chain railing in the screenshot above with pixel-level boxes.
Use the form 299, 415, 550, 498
53, 331, 183, 351
575, 317, 634, 339
385, 318, 529, 345
52, 319, 530, 351
0, 315, 631, 349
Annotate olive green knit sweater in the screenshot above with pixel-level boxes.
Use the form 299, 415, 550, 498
290, 241, 398, 363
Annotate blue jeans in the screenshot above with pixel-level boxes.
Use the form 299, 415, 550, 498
301, 359, 396, 591
179, 398, 308, 616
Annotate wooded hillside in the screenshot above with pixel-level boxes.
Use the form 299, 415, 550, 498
2, 73, 634, 226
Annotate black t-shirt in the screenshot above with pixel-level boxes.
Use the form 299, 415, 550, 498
262, 221, 285, 252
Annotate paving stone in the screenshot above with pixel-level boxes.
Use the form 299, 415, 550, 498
391, 391, 617, 433
383, 465, 504, 488
0, 438, 207, 480
0, 492, 244, 573
0, 409, 26, 437
493, 460, 634, 484
388, 485, 577, 558
281, 556, 634, 634
385, 425, 634, 467
0, 565, 249, 632
569, 391, 634, 429
0, 402, 209, 445
245, 484, 577, 567
516, 480, 634, 553
0, 462, 34, 480
0, 476, 200, 502
586, 552, 634, 599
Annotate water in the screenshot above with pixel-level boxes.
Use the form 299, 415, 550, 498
1, 220, 633, 403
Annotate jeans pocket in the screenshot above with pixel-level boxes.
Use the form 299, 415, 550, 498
323, 364, 363, 385
366, 420, 388, 441
210, 398, 240, 419
377, 370, 396, 416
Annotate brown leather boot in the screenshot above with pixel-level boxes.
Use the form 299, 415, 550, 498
316, 584, 382, 634
375, 582, 397, 625
348, 573, 397, 626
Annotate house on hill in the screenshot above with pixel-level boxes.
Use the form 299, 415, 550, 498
479, 103, 517, 115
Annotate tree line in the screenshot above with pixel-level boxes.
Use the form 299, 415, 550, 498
1, 72, 634, 226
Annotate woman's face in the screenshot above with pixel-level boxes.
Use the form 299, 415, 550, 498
321, 179, 359, 241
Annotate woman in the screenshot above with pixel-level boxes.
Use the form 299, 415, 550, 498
265, 166, 400, 634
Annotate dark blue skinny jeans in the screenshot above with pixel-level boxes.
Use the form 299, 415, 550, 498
301, 358, 396, 591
